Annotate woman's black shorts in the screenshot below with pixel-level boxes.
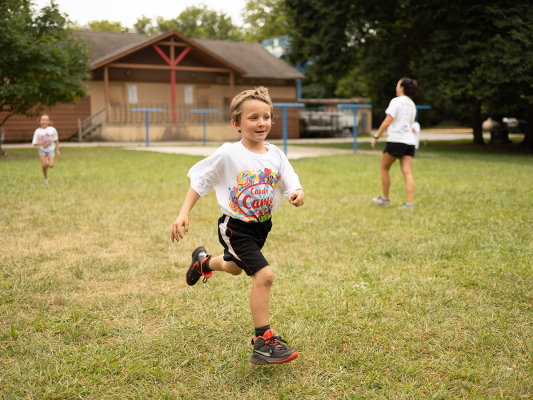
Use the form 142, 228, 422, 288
217, 215, 272, 276
383, 142, 416, 158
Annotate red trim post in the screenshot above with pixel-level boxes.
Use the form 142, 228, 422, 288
152, 45, 192, 124
173, 47, 191, 65
171, 69, 176, 123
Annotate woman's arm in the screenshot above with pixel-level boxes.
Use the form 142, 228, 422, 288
371, 114, 394, 149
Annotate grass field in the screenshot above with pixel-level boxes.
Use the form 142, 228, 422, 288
1, 145, 532, 399
294, 138, 530, 156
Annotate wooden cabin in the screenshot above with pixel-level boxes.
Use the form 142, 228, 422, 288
2, 30, 305, 142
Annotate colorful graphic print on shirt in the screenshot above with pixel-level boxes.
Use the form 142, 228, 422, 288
228, 168, 279, 222
40, 133, 53, 148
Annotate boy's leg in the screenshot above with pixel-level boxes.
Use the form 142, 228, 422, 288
48, 156, 55, 168
208, 255, 243, 276
250, 266, 273, 327
249, 266, 298, 365
40, 155, 48, 179
186, 248, 243, 286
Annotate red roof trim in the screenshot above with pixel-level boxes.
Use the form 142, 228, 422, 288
92, 30, 246, 75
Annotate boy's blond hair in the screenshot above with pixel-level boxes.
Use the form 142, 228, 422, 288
230, 86, 274, 124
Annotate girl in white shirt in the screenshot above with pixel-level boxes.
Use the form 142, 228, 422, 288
371, 78, 418, 209
32, 114, 61, 183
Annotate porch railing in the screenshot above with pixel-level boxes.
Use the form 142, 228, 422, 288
76, 107, 107, 141
108, 103, 231, 124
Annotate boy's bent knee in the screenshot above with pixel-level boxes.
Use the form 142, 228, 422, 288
253, 267, 274, 286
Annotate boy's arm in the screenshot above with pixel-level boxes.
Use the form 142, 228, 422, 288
278, 151, 304, 206
55, 140, 61, 156
288, 189, 305, 207
171, 188, 201, 242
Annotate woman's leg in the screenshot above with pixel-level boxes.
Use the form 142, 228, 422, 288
249, 266, 273, 328
39, 155, 48, 179
399, 156, 414, 203
380, 152, 397, 199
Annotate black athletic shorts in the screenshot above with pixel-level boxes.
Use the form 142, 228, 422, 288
217, 215, 272, 276
383, 142, 416, 158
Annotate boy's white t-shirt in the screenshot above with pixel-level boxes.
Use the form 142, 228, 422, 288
188, 141, 302, 223
32, 127, 58, 151
385, 96, 417, 145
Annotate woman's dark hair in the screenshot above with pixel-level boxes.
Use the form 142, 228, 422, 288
400, 77, 418, 97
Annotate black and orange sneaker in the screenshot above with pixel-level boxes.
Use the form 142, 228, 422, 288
250, 329, 299, 365
185, 246, 212, 286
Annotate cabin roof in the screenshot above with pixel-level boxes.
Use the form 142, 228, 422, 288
73, 30, 306, 80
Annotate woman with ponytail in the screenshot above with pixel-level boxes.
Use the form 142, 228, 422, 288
371, 78, 419, 209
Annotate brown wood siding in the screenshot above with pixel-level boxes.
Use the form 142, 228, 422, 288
92, 67, 293, 87
1, 98, 91, 142
269, 98, 300, 139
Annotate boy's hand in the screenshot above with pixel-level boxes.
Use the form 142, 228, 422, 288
288, 189, 305, 207
171, 213, 189, 242
56, 149, 61, 157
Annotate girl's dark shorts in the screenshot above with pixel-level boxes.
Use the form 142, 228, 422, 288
217, 215, 272, 276
383, 142, 416, 158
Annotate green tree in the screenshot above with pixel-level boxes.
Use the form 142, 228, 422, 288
0, 0, 91, 127
419, 1, 533, 145
286, 0, 362, 98
133, 15, 157, 35
241, 0, 289, 43
88, 20, 128, 33
156, 6, 243, 41
286, 0, 533, 146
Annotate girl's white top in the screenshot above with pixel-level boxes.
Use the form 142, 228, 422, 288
187, 140, 302, 223
32, 127, 58, 151
385, 96, 417, 145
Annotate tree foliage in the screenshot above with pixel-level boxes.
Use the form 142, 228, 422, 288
419, 1, 533, 144
88, 20, 128, 33
241, 0, 289, 43
286, 0, 533, 146
133, 15, 157, 35
0, 0, 91, 127
156, 6, 243, 41
286, 0, 359, 98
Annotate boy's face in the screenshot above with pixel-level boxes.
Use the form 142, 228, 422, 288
232, 100, 272, 144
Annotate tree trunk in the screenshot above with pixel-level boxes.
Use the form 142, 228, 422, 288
520, 104, 533, 149
471, 102, 484, 145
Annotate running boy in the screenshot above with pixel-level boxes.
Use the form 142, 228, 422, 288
171, 87, 305, 365
32, 114, 61, 183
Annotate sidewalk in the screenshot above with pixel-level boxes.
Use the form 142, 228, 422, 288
124, 145, 381, 159
3, 132, 503, 149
